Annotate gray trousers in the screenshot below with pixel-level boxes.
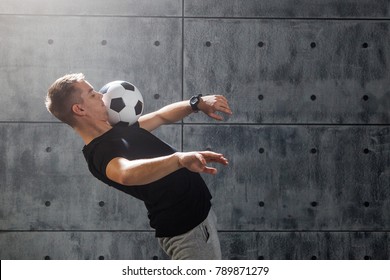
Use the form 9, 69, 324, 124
158, 209, 222, 260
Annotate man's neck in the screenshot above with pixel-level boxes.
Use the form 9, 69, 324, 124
74, 121, 112, 145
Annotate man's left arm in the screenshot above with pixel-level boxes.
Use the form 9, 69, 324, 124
138, 95, 232, 132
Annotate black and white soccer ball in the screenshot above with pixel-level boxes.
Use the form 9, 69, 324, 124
99, 81, 144, 126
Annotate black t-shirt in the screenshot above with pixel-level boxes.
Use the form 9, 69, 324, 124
82, 122, 212, 237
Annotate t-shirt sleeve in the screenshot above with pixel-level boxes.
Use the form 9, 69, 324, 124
91, 138, 129, 178
86, 123, 141, 180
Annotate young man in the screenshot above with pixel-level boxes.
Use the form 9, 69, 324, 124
45, 73, 232, 259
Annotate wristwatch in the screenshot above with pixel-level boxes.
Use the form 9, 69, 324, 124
190, 94, 203, 112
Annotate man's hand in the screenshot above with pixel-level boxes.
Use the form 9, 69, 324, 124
176, 151, 229, 174
198, 95, 232, 121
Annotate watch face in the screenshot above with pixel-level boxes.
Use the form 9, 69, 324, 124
190, 96, 200, 111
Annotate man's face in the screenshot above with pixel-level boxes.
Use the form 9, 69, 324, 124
75, 80, 109, 122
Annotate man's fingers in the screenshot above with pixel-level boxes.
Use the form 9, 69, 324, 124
211, 156, 229, 165
194, 153, 218, 174
199, 151, 229, 165
201, 95, 233, 117
214, 102, 232, 115
195, 153, 206, 165
208, 112, 224, 121
202, 166, 218, 174
215, 95, 229, 105
215, 96, 232, 114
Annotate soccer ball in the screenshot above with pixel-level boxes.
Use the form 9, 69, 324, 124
99, 81, 144, 126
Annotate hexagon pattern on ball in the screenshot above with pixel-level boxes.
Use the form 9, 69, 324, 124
100, 81, 144, 126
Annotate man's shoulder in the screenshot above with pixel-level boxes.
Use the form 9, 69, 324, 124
82, 127, 122, 156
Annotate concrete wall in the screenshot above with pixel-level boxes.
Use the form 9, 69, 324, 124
0, 0, 389, 260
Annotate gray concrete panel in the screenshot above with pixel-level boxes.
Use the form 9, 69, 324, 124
0, 123, 181, 230
185, 0, 390, 18
0, 0, 181, 16
1, 0, 389, 261
0, 231, 167, 260
1, 231, 388, 259
183, 125, 390, 230
184, 19, 390, 124
221, 231, 390, 260
0, 16, 182, 121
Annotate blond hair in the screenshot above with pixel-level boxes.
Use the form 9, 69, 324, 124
45, 73, 85, 127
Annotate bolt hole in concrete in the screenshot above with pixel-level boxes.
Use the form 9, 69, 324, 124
259, 201, 265, 207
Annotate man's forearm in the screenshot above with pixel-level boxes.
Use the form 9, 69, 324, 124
106, 151, 228, 186
107, 153, 182, 186
155, 100, 193, 123
138, 100, 194, 131
139, 94, 231, 132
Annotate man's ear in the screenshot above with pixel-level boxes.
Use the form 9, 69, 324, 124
72, 103, 86, 116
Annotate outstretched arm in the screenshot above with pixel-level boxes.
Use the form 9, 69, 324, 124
106, 151, 229, 186
138, 95, 232, 131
